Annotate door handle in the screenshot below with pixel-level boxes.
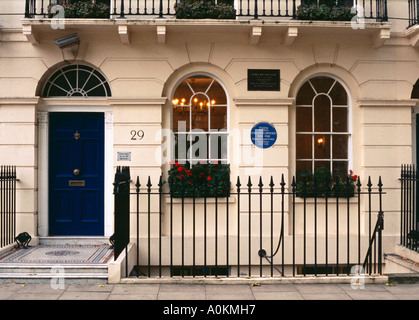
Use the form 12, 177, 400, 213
73, 169, 80, 176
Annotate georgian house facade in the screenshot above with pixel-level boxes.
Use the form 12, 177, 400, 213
0, 0, 419, 280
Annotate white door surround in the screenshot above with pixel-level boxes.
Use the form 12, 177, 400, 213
37, 100, 114, 237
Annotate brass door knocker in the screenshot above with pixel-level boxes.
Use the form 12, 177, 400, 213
74, 131, 80, 140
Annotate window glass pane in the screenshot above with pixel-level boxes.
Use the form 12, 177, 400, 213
45, 80, 70, 97
332, 107, 347, 132
297, 161, 312, 176
190, 134, 208, 162
191, 94, 209, 131
187, 77, 212, 94
77, 69, 90, 89
296, 134, 312, 159
314, 95, 331, 132
296, 107, 312, 132
412, 79, 419, 99
174, 133, 190, 163
207, 80, 227, 105
296, 81, 315, 105
210, 106, 227, 130
86, 86, 106, 97
83, 75, 101, 93
173, 80, 194, 106
310, 77, 335, 94
314, 134, 330, 159
332, 161, 348, 178
314, 161, 330, 172
52, 73, 72, 92
329, 81, 347, 105
63, 70, 77, 90
210, 133, 228, 160
173, 106, 190, 132
332, 134, 348, 159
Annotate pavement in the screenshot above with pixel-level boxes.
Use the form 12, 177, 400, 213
0, 281, 418, 301
0, 281, 417, 319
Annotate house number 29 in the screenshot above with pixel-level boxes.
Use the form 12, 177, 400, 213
131, 130, 144, 141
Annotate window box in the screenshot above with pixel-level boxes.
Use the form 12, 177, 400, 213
168, 162, 231, 198
296, 3, 355, 21
174, 1, 236, 19
48, 1, 110, 19
296, 167, 357, 198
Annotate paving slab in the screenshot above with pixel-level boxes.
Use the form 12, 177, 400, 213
345, 290, 398, 300
159, 284, 206, 292
111, 284, 160, 295
299, 293, 352, 300
109, 294, 158, 300
251, 284, 299, 292
158, 291, 207, 300
252, 291, 303, 300
58, 291, 110, 300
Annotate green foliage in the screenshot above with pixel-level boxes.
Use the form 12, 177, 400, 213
296, 167, 357, 198
297, 4, 355, 21
174, 1, 236, 19
168, 162, 231, 197
49, 1, 110, 18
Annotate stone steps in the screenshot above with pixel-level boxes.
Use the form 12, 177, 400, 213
384, 245, 419, 284
0, 237, 113, 284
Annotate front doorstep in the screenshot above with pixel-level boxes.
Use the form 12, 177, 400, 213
39, 236, 111, 246
0, 237, 114, 284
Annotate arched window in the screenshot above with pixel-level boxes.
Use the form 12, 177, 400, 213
42, 64, 111, 98
296, 76, 350, 178
172, 75, 228, 167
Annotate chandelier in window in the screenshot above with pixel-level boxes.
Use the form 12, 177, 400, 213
172, 94, 217, 128
172, 96, 216, 114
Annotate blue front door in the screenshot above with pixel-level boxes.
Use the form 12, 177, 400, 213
49, 112, 105, 236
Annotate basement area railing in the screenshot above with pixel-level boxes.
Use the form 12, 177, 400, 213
113, 166, 385, 278
0, 166, 17, 249
400, 164, 419, 252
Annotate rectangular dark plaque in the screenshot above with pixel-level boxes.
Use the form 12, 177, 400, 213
248, 69, 280, 91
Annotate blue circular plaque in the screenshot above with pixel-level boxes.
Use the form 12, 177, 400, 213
251, 122, 277, 149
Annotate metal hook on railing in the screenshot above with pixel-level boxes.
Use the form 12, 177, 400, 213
258, 224, 284, 276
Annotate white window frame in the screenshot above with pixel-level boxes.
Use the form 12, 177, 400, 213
296, 75, 352, 176
172, 75, 230, 167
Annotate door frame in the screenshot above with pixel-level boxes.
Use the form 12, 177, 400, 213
37, 101, 114, 237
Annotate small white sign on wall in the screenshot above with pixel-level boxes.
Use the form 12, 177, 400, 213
117, 152, 131, 161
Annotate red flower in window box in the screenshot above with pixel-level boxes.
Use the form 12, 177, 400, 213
167, 162, 230, 198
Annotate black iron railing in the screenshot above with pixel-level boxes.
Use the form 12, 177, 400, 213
24, 0, 388, 22
0, 166, 17, 249
400, 164, 419, 251
408, 0, 419, 27
112, 166, 131, 259
114, 167, 385, 278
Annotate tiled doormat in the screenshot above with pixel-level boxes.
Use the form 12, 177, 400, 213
0, 245, 114, 264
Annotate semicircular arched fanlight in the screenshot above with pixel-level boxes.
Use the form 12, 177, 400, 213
42, 64, 111, 98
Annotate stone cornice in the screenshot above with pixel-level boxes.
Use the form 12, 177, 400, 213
0, 97, 40, 105
234, 98, 294, 107
357, 99, 418, 107
109, 97, 168, 106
